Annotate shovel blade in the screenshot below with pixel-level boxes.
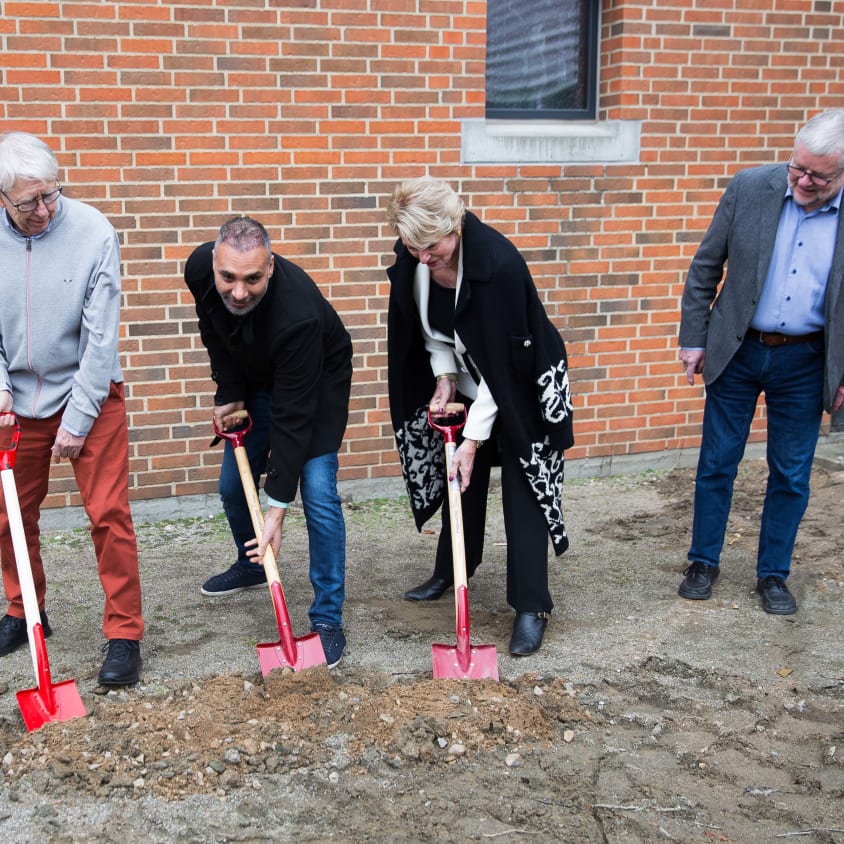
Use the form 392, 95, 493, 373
257, 632, 326, 676
432, 642, 499, 681
16, 680, 86, 732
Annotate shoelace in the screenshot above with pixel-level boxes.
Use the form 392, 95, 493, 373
760, 577, 787, 590
101, 640, 138, 658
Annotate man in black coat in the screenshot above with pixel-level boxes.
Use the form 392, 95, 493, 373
184, 216, 353, 667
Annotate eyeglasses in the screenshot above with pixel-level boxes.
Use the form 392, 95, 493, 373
1, 184, 63, 213
786, 163, 841, 187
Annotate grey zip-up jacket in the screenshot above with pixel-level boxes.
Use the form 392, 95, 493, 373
0, 196, 124, 435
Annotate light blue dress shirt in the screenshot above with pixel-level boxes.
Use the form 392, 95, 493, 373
751, 186, 841, 334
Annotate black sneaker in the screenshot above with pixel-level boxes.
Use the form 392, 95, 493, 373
98, 639, 142, 685
678, 561, 719, 600
312, 623, 346, 669
0, 611, 51, 657
201, 563, 267, 596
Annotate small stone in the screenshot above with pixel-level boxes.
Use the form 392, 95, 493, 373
505, 753, 522, 767
447, 743, 466, 757
219, 769, 239, 787
533, 686, 544, 696
563, 729, 575, 743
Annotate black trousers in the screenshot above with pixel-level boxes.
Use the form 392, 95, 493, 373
432, 431, 553, 613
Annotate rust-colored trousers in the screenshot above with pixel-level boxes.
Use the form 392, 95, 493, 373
0, 382, 143, 640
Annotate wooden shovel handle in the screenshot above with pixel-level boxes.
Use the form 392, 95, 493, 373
232, 445, 282, 585
443, 439, 469, 597
428, 401, 466, 416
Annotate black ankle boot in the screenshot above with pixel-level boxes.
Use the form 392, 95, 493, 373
403, 576, 452, 602
509, 612, 549, 656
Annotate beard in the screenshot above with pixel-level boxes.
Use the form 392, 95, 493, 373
220, 288, 267, 316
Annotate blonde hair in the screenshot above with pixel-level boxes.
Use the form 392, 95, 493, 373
386, 176, 466, 249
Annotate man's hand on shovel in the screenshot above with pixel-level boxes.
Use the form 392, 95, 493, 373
0, 391, 14, 423
214, 401, 246, 431
245, 505, 286, 564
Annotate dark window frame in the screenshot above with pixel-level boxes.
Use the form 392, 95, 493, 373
485, 0, 599, 121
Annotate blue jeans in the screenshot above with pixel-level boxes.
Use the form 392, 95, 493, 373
219, 390, 346, 628
689, 335, 825, 579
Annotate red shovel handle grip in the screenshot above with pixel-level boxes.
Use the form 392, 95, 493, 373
0, 412, 21, 470
212, 409, 252, 449
427, 403, 466, 444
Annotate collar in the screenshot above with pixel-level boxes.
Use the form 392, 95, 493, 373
785, 183, 843, 214
2, 207, 56, 239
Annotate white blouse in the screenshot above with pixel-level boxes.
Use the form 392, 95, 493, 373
412, 240, 498, 442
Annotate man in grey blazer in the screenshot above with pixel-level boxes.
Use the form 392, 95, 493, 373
678, 109, 844, 615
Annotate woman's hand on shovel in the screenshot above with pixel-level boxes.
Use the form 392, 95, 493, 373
450, 440, 478, 493
245, 505, 286, 564
428, 378, 456, 415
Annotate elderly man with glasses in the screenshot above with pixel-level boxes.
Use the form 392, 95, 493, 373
0, 131, 144, 684
678, 109, 844, 615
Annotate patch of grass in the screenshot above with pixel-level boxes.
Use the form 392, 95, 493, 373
342, 496, 414, 529
41, 529, 90, 550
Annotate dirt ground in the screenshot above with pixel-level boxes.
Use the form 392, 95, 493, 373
0, 449, 842, 843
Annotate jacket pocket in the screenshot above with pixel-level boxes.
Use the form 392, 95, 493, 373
510, 334, 534, 373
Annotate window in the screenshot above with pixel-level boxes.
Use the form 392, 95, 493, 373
485, 0, 599, 121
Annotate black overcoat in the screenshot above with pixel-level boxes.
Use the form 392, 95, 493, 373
185, 241, 353, 503
386, 212, 574, 554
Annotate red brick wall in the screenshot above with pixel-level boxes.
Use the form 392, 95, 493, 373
1, 0, 841, 509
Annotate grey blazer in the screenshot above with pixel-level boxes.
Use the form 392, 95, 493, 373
679, 163, 844, 412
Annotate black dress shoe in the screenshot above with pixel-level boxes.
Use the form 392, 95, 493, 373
509, 612, 549, 656
756, 576, 797, 615
403, 576, 452, 602
0, 611, 51, 657
678, 561, 719, 600
98, 639, 142, 685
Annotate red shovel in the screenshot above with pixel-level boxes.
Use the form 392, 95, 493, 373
429, 404, 499, 681
213, 412, 326, 676
0, 414, 86, 731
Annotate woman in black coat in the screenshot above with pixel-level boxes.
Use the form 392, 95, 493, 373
385, 177, 574, 655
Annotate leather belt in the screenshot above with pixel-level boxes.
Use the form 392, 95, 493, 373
751, 329, 824, 347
